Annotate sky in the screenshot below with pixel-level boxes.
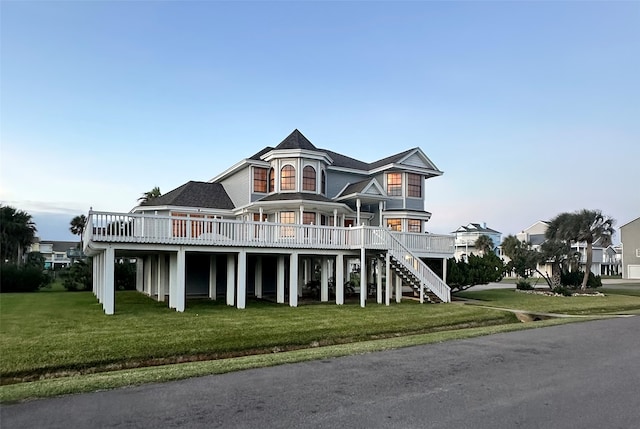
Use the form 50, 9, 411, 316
1, 1, 638, 243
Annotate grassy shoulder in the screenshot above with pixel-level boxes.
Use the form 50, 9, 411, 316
455, 288, 640, 314
0, 291, 514, 381
0, 317, 582, 404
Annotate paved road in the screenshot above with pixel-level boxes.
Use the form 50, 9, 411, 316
3, 317, 640, 429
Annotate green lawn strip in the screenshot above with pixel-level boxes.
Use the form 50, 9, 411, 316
0, 317, 585, 404
601, 288, 640, 297
1, 291, 514, 379
456, 289, 640, 315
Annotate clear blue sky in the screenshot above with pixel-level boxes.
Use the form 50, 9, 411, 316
1, 1, 638, 242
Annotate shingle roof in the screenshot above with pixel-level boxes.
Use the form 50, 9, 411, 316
144, 181, 235, 209
369, 148, 415, 169
321, 149, 370, 170
455, 223, 501, 234
340, 180, 370, 195
257, 193, 335, 203
274, 129, 318, 150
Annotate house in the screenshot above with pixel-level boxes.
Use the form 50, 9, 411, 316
515, 220, 606, 278
28, 239, 82, 269
452, 222, 501, 260
84, 130, 455, 314
620, 217, 640, 279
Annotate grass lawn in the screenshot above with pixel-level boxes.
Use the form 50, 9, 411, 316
0, 291, 515, 381
456, 288, 640, 314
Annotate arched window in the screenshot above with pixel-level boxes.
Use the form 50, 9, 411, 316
268, 167, 275, 192
321, 170, 326, 195
303, 166, 316, 192
281, 165, 296, 191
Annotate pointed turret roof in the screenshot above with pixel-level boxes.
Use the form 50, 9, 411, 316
274, 129, 318, 150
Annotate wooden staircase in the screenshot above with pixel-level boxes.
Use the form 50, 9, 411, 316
381, 252, 445, 303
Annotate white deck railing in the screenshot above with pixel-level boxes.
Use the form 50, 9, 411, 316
83, 211, 454, 255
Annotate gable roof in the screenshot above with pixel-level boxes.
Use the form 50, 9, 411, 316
334, 178, 386, 200
143, 181, 235, 210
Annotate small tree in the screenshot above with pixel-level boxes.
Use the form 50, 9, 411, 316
1, 205, 37, 265
474, 234, 495, 255
69, 214, 87, 248
138, 186, 162, 205
501, 235, 542, 281
447, 252, 505, 293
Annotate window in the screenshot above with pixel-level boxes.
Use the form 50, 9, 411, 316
387, 173, 402, 196
321, 170, 326, 195
281, 165, 296, 191
408, 219, 422, 233
280, 211, 295, 237
407, 173, 422, 198
303, 212, 316, 225
268, 167, 275, 192
386, 218, 401, 231
303, 166, 316, 191
253, 213, 267, 222
253, 167, 267, 193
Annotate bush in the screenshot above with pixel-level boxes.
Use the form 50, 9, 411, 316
561, 270, 602, 288
552, 286, 573, 296
0, 264, 50, 292
59, 260, 92, 291
516, 280, 533, 290
115, 260, 136, 290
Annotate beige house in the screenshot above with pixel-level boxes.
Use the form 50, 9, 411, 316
620, 217, 640, 279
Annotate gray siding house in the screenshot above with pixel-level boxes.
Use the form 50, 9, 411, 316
84, 130, 454, 314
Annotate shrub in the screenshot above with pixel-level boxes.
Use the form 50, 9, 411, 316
561, 270, 602, 288
115, 259, 136, 290
59, 260, 92, 291
0, 264, 50, 292
516, 280, 533, 290
552, 286, 573, 296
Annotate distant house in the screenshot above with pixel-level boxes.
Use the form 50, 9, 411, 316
515, 220, 607, 278
452, 223, 501, 260
28, 239, 82, 269
83, 129, 455, 315
620, 217, 640, 279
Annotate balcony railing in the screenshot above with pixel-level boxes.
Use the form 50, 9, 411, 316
83, 211, 454, 255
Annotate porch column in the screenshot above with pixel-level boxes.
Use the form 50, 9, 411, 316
277, 255, 285, 304
254, 256, 263, 299
209, 255, 217, 300
150, 256, 158, 298
289, 252, 298, 307
226, 254, 235, 306
169, 248, 186, 312
442, 258, 448, 284
95, 252, 102, 303
298, 258, 305, 298
321, 257, 329, 302
333, 209, 337, 227
157, 254, 166, 302
144, 256, 152, 296
335, 253, 344, 305
379, 201, 384, 226
360, 247, 366, 308
376, 258, 383, 304
385, 252, 391, 306
135, 258, 144, 292
356, 199, 361, 225
237, 250, 247, 309
103, 246, 115, 315
395, 272, 402, 303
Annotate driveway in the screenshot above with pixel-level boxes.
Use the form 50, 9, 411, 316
2, 316, 639, 428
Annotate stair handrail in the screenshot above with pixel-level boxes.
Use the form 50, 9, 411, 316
374, 227, 451, 303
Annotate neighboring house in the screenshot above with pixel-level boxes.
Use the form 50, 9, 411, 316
452, 222, 501, 260
602, 244, 622, 276
28, 239, 82, 269
620, 217, 640, 279
515, 220, 606, 278
84, 130, 455, 314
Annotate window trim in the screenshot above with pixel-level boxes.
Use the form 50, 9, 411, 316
386, 172, 402, 197
302, 165, 316, 192
253, 167, 268, 194
407, 173, 422, 198
280, 165, 296, 191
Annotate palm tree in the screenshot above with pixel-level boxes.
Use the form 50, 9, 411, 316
474, 234, 494, 255
138, 186, 162, 205
546, 209, 615, 290
69, 215, 87, 248
0, 205, 37, 265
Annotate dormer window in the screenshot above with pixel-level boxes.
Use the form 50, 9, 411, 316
303, 166, 316, 192
253, 167, 267, 193
281, 165, 296, 191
